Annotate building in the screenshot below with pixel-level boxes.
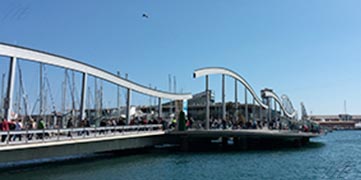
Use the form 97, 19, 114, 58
187, 90, 267, 122
309, 114, 361, 130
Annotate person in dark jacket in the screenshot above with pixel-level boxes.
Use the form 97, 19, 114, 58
0, 119, 10, 142
66, 118, 73, 137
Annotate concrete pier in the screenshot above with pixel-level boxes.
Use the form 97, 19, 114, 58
170, 129, 318, 150
0, 132, 170, 163
0, 129, 321, 163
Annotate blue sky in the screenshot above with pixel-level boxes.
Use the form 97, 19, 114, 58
0, 0, 361, 115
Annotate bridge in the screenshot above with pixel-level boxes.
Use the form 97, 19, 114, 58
0, 43, 321, 164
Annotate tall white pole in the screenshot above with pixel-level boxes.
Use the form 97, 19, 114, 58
222, 74, 226, 120
234, 79, 238, 122
245, 87, 248, 122
4, 57, 17, 120
205, 75, 210, 130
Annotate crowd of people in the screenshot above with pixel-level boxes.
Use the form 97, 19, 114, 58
0, 114, 321, 144
0, 118, 49, 143
0, 116, 169, 143
190, 116, 321, 133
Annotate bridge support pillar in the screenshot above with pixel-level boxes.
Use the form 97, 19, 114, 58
252, 98, 255, 123
222, 74, 226, 120
274, 99, 276, 122
180, 136, 189, 152
117, 71, 121, 113
233, 137, 248, 150
259, 106, 263, 126
79, 73, 88, 121
4, 57, 17, 121
158, 97, 162, 119
234, 78, 238, 122
205, 75, 210, 130
222, 137, 228, 147
245, 87, 248, 122
268, 99, 271, 128
126, 88, 132, 125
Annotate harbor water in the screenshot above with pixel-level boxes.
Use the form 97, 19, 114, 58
1, 130, 361, 180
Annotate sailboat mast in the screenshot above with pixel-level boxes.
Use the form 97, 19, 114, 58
1, 73, 5, 117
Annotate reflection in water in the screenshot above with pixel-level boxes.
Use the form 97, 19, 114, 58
1, 131, 361, 180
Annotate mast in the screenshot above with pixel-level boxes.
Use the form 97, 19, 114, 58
1, 73, 5, 117
168, 74, 172, 116
173, 76, 177, 116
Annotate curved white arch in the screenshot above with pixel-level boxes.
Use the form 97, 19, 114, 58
263, 90, 297, 119
0, 43, 192, 100
281, 94, 296, 114
193, 67, 268, 109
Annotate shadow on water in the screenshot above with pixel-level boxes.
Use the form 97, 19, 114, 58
0, 148, 156, 173
0, 141, 325, 173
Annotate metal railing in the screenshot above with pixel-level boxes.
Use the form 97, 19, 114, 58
0, 124, 163, 146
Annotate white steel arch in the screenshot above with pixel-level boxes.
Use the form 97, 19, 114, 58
193, 67, 269, 109
0, 43, 192, 100
262, 90, 297, 119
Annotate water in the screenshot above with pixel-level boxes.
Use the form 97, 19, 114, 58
1, 131, 361, 180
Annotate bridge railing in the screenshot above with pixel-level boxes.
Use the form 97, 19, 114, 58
0, 124, 163, 146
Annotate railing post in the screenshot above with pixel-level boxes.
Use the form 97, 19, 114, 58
25, 129, 28, 144
57, 128, 60, 141
6, 130, 10, 145
42, 129, 45, 143
94, 126, 97, 137
83, 127, 86, 138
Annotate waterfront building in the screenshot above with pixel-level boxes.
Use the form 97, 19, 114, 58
309, 114, 361, 130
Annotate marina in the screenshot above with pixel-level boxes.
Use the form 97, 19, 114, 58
0, 43, 321, 164
1, 1, 361, 179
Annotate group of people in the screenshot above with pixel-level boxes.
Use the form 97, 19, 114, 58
193, 116, 320, 133
0, 118, 23, 142
0, 118, 47, 143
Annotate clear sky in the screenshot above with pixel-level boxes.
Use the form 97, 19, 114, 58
0, 0, 361, 115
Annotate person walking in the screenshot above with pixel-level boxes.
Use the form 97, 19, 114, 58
0, 119, 10, 142
13, 119, 22, 141
66, 118, 73, 137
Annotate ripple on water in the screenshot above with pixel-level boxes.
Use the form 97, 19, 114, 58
1, 131, 361, 180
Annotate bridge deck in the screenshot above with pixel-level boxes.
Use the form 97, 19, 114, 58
0, 131, 165, 152
0, 127, 322, 164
